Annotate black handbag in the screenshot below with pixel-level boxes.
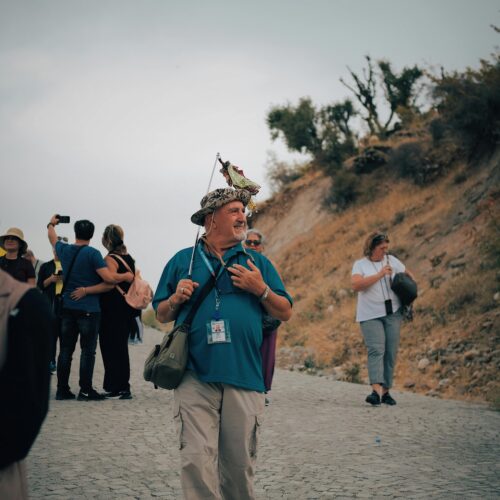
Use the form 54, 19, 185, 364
391, 272, 418, 306
143, 276, 215, 390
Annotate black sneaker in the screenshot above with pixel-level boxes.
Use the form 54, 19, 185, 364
55, 389, 75, 400
365, 391, 381, 406
118, 391, 132, 400
382, 392, 397, 406
103, 391, 121, 399
77, 388, 106, 401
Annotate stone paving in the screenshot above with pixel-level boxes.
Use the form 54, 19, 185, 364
27, 327, 500, 499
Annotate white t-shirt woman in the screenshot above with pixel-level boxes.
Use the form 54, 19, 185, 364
351, 254, 405, 322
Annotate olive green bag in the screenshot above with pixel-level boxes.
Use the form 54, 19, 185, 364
144, 277, 215, 390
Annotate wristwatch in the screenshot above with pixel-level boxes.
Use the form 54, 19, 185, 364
259, 285, 270, 302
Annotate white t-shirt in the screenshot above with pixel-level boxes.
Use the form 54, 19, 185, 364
351, 255, 406, 322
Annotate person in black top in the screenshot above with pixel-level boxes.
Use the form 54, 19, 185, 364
73, 224, 138, 399
0, 228, 35, 285
37, 246, 65, 373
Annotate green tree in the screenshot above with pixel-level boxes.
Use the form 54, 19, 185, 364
432, 53, 500, 156
340, 55, 423, 138
267, 97, 320, 156
267, 97, 357, 172
378, 60, 423, 124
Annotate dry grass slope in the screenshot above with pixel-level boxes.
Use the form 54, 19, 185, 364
253, 149, 500, 405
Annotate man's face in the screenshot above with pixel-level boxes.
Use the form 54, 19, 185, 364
211, 201, 247, 244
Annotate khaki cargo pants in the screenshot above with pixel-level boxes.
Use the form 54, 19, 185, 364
173, 370, 265, 500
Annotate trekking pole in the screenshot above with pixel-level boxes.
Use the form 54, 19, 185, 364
187, 152, 220, 278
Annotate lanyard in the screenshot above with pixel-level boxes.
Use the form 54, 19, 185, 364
371, 258, 392, 300
197, 245, 226, 318
197, 245, 226, 281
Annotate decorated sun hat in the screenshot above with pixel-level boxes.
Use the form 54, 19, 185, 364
0, 227, 28, 254
191, 188, 251, 226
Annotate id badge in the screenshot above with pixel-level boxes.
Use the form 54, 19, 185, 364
207, 319, 231, 344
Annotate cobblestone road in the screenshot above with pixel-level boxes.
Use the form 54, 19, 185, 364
27, 327, 500, 499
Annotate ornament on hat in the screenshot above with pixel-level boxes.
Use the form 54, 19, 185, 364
218, 157, 260, 212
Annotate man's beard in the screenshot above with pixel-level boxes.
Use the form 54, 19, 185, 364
234, 225, 246, 242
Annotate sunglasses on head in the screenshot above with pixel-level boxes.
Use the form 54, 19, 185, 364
245, 239, 261, 247
372, 234, 389, 246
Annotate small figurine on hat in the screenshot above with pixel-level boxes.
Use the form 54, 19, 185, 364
218, 158, 261, 212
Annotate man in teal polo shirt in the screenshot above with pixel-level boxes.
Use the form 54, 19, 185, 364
154, 187, 292, 500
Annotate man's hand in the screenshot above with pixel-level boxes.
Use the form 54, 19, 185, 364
71, 287, 86, 300
228, 260, 266, 297
51, 274, 63, 284
156, 278, 199, 323
172, 279, 199, 306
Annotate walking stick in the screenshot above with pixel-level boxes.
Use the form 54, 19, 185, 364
187, 152, 220, 278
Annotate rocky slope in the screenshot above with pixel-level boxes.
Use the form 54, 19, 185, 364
251, 149, 500, 404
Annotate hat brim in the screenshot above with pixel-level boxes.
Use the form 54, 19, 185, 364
190, 189, 251, 226
0, 235, 28, 254
191, 208, 216, 226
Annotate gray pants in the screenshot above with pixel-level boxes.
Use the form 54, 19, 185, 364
360, 311, 402, 388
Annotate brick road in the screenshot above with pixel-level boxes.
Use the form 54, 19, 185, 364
27, 327, 500, 499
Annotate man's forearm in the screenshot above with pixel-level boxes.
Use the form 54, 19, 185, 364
47, 223, 58, 247
261, 291, 292, 321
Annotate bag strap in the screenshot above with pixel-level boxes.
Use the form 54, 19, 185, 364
110, 254, 135, 298
110, 253, 134, 275
183, 276, 216, 328
60, 245, 85, 296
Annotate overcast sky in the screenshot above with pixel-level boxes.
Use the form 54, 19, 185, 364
1, 0, 498, 286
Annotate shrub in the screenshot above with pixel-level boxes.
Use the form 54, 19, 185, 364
392, 211, 406, 225
265, 156, 307, 193
353, 146, 390, 174
324, 170, 359, 211
344, 363, 362, 384
447, 292, 476, 314
432, 53, 500, 157
429, 117, 447, 143
304, 355, 316, 369
387, 141, 443, 185
453, 172, 467, 184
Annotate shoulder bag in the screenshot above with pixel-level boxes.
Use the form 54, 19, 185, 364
55, 245, 85, 317
391, 272, 418, 306
111, 254, 153, 310
143, 276, 215, 390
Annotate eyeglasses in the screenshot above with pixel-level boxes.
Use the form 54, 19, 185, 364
245, 239, 261, 247
4, 236, 19, 241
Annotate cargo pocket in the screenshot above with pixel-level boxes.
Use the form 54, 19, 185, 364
249, 416, 261, 458
173, 399, 186, 450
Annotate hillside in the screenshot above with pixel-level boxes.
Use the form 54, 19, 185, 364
251, 148, 500, 404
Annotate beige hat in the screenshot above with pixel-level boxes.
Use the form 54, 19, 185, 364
0, 227, 28, 254
191, 188, 251, 226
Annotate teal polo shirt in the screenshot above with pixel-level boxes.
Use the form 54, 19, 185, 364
153, 242, 292, 392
